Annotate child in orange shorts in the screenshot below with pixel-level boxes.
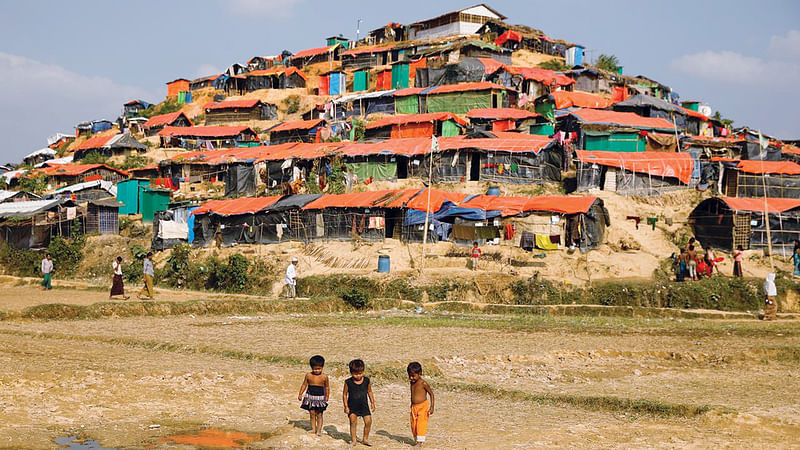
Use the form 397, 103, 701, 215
407, 362, 435, 447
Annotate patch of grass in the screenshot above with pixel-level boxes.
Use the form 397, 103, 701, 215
442, 382, 715, 418
759, 345, 800, 363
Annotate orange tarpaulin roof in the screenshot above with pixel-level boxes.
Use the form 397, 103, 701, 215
719, 197, 800, 214
158, 125, 256, 138
405, 188, 468, 212
571, 108, 676, 130
427, 82, 507, 95
550, 90, 613, 109
505, 67, 575, 86
393, 87, 426, 97
192, 196, 282, 216
782, 144, 800, 155
303, 189, 420, 210
292, 45, 337, 59
144, 111, 191, 129
736, 160, 800, 175
576, 150, 694, 184
467, 108, 538, 120
439, 135, 555, 154
32, 163, 128, 177
270, 119, 324, 133
340, 45, 394, 56
74, 134, 115, 151
458, 195, 598, 216
247, 67, 308, 81
679, 106, 709, 121
366, 112, 467, 129
335, 138, 433, 157
476, 57, 506, 75
204, 99, 261, 110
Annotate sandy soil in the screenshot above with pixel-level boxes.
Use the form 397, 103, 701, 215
0, 307, 798, 448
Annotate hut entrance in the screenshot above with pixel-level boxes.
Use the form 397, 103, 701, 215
733, 212, 751, 250
724, 170, 738, 196
397, 157, 408, 179
469, 153, 481, 181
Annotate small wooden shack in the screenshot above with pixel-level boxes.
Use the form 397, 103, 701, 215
204, 99, 277, 124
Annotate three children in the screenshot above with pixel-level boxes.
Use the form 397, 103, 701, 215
299, 357, 435, 447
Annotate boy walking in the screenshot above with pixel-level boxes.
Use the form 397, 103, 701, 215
407, 362, 434, 447
138, 252, 155, 300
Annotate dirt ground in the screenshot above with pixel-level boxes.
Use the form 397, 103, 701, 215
0, 282, 799, 448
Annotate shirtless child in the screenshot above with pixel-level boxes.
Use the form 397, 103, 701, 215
407, 362, 435, 447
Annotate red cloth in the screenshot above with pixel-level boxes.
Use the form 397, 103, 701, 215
504, 223, 514, 240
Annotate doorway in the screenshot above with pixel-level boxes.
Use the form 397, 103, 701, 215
469, 153, 481, 181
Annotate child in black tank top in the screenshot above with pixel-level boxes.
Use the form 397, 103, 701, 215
343, 359, 375, 446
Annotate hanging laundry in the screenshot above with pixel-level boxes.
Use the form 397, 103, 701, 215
504, 223, 515, 240
519, 231, 535, 250
315, 214, 325, 237
535, 234, 558, 250
497, 163, 504, 175
276, 224, 283, 240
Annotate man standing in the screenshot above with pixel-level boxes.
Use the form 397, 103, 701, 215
284, 257, 298, 298
40, 253, 53, 290
138, 252, 155, 300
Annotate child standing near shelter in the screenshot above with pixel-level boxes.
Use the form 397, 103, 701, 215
407, 362, 435, 447
733, 246, 744, 277
343, 359, 375, 446
298, 355, 329, 436
470, 242, 482, 270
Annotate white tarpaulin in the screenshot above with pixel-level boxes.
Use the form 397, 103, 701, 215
158, 220, 189, 240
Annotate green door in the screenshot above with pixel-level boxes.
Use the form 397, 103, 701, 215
140, 188, 171, 222
441, 120, 461, 137
391, 63, 409, 89
354, 70, 369, 92
117, 179, 149, 215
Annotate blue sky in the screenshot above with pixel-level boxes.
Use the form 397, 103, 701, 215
0, 0, 798, 162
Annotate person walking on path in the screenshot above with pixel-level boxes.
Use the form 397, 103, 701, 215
138, 252, 155, 300
40, 253, 53, 290
284, 257, 298, 298
763, 273, 778, 321
110, 256, 130, 300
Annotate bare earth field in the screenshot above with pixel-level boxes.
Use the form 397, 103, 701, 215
1, 284, 799, 449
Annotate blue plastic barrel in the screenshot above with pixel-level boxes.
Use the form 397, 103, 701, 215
378, 255, 390, 273
487, 186, 500, 196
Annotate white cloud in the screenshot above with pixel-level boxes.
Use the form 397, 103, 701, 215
670, 30, 800, 90
769, 29, 800, 61
193, 63, 223, 78
0, 51, 157, 161
218, 0, 305, 19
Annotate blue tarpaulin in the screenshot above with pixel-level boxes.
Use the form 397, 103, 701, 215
187, 206, 198, 243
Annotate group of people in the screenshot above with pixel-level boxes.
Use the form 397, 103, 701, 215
675, 238, 729, 281
108, 252, 156, 300
298, 356, 435, 447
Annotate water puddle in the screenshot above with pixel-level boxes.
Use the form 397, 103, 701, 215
54, 436, 115, 449
159, 429, 261, 448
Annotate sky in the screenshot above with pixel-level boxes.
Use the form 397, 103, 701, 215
0, 0, 798, 162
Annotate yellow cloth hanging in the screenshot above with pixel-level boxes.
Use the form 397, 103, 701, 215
535, 234, 558, 250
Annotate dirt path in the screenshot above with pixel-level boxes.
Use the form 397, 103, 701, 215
0, 311, 798, 448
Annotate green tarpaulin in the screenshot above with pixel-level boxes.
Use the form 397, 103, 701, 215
395, 95, 419, 114
391, 63, 409, 89
584, 130, 644, 152
427, 91, 492, 115
346, 161, 397, 180
530, 123, 555, 136
441, 119, 461, 137
354, 70, 369, 92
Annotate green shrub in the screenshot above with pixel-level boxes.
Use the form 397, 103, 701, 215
424, 280, 468, 302
0, 244, 40, 277
509, 279, 568, 305
283, 95, 301, 114
123, 245, 147, 283
385, 278, 423, 302
78, 151, 108, 165
341, 286, 371, 309
18, 173, 48, 195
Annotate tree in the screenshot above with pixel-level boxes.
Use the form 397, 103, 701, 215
537, 59, 569, 71
596, 54, 621, 72
712, 111, 735, 127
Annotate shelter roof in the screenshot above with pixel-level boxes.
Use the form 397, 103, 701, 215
494, 30, 522, 46
204, 99, 261, 110
475, 57, 506, 75
55, 179, 116, 196
366, 112, 467, 129
335, 139, 432, 157
0, 190, 39, 203
190, 74, 221, 83
571, 108, 676, 131
457, 195, 598, 216
303, 189, 420, 210
576, 150, 693, 184
467, 108, 538, 120
393, 87, 426, 97
341, 45, 394, 56
292, 45, 338, 59
783, 145, 800, 156
548, 90, 613, 109
24, 148, 57, 160
33, 163, 128, 177
718, 197, 800, 214
74, 134, 115, 151
0, 198, 68, 218
269, 119, 324, 133
615, 94, 684, 115
679, 106, 709, 121
505, 67, 575, 86
439, 134, 554, 154
192, 196, 282, 216
144, 111, 191, 129
158, 125, 256, 138
247, 67, 307, 80
736, 160, 800, 175
405, 188, 468, 212
427, 82, 507, 95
